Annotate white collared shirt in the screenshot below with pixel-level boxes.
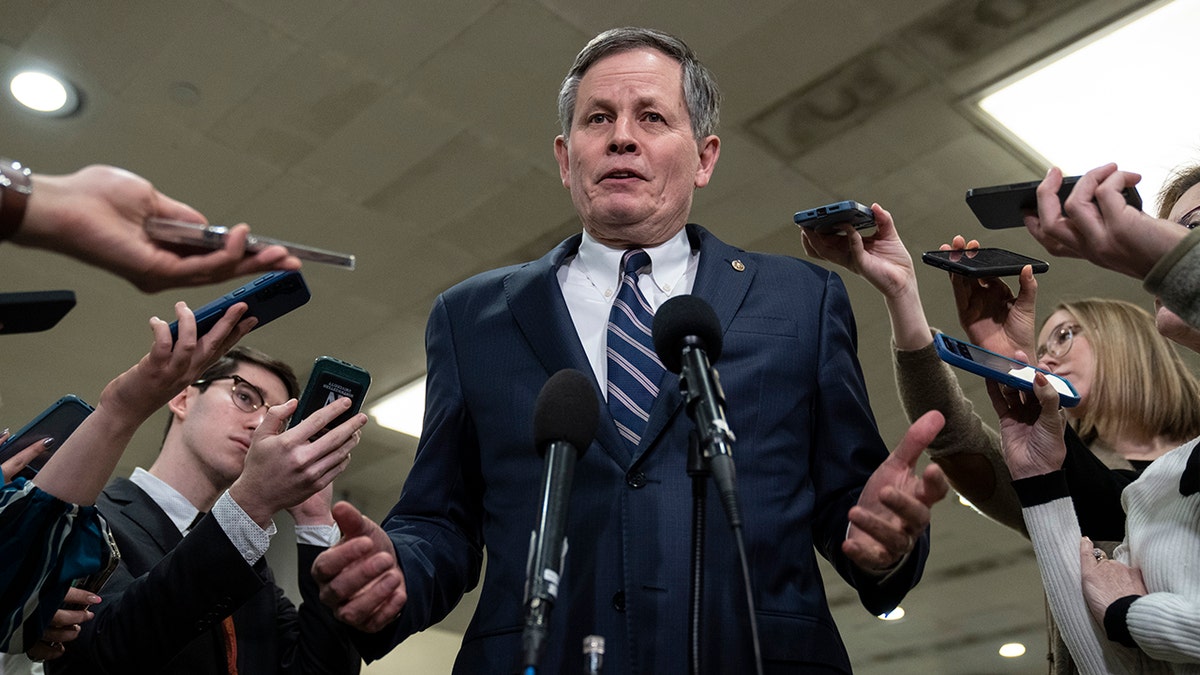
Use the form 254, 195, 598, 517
557, 228, 698, 396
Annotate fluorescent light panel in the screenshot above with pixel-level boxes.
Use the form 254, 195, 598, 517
978, 0, 1198, 207
370, 375, 426, 438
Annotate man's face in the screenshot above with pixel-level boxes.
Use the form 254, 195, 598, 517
554, 48, 719, 248
172, 362, 289, 487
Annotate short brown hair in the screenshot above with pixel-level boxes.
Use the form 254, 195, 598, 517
161, 345, 299, 441
1156, 163, 1200, 220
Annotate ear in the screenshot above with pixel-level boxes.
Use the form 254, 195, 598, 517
554, 135, 571, 189
166, 388, 192, 423
694, 134, 720, 189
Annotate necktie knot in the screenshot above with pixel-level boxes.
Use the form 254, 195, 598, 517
622, 249, 651, 279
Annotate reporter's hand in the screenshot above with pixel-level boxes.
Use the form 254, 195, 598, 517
987, 362, 1067, 479
229, 398, 367, 527
1024, 164, 1185, 279
1079, 537, 1146, 625
25, 587, 99, 662
0, 432, 54, 482
15, 165, 302, 292
940, 235, 1038, 359
312, 501, 407, 632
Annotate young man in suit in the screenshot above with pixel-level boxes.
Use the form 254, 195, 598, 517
50, 346, 366, 674
314, 28, 948, 674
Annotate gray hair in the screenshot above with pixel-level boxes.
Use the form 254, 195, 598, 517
556, 27, 721, 144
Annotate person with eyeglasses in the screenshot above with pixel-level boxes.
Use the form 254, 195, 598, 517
977, 163, 1200, 673
1, 302, 251, 660
802, 194, 1200, 673
45, 345, 367, 675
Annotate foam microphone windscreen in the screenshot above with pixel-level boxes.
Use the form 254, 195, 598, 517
533, 368, 599, 456
651, 295, 723, 374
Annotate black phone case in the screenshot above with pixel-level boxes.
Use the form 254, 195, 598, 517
169, 270, 310, 340
921, 248, 1049, 277
0, 290, 76, 334
965, 176, 1143, 230
288, 356, 371, 437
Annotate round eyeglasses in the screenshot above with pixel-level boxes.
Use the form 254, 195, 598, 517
191, 374, 273, 414
1036, 323, 1083, 361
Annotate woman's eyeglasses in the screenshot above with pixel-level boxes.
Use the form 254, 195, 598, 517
1036, 323, 1083, 361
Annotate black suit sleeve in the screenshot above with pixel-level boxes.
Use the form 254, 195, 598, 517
277, 543, 361, 674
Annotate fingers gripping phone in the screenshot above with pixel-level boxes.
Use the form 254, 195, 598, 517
794, 200, 877, 235
921, 247, 1049, 277
965, 175, 1143, 230
0, 395, 95, 481
287, 356, 371, 439
169, 270, 310, 341
934, 333, 1081, 408
65, 527, 121, 609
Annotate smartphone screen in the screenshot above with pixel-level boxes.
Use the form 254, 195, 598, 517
921, 248, 1049, 277
0, 395, 95, 480
935, 333, 1080, 407
288, 356, 371, 439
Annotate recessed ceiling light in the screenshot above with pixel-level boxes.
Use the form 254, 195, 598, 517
977, 0, 1198, 205
9, 69, 81, 117
370, 375, 427, 438
999, 642, 1026, 658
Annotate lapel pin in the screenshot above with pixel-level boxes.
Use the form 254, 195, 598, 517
731, 259, 745, 272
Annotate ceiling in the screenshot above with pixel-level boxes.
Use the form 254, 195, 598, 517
1, 0, 1183, 672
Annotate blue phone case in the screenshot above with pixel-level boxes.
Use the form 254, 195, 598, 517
169, 270, 310, 340
934, 333, 1081, 408
793, 200, 875, 234
0, 395, 95, 480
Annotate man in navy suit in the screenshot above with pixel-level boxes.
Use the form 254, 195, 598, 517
315, 27, 948, 674
50, 347, 366, 674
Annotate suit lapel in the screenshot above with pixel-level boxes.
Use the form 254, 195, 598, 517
106, 478, 183, 557
505, 235, 630, 467
633, 225, 755, 465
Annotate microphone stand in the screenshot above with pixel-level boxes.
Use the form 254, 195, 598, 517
687, 431, 707, 675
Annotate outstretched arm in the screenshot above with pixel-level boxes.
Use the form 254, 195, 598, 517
9, 163, 301, 292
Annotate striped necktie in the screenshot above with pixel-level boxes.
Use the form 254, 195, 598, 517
607, 249, 665, 450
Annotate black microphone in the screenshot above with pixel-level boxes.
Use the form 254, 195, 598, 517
652, 295, 742, 528
521, 369, 599, 671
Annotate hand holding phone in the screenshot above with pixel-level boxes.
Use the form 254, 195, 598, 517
965, 175, 1142, 230
934, 333, 1080, 407
0, 396, 95, 482
922, 247, 1049, 277
288, 356, 371, 440
168, 270, 310, 341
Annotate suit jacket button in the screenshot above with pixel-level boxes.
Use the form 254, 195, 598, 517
612, 590, 626, 612
625, 471, 647, 488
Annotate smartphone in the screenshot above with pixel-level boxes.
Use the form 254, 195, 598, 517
921, 248, 1049, 277
0, 290, 76, 334
794, 200, 876, 235
169, 270, 311, 341
65, 527, 121, 609
934, 333, 1081, 408
0, 395, 95, 481
965, 175, 1143, 230
287, 356, 371, 439
145, 217, 356, 270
